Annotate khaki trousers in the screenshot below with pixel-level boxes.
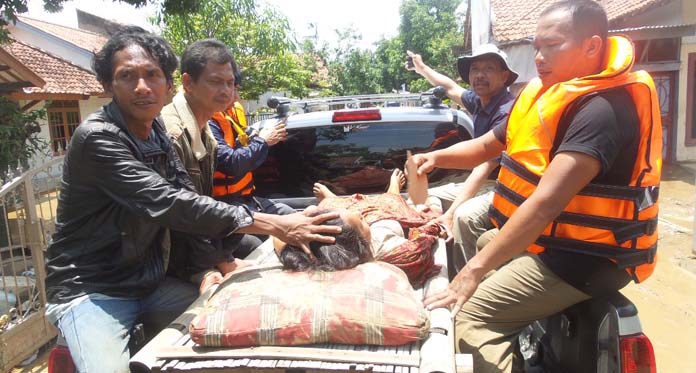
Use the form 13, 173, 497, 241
455, 254, 591, 373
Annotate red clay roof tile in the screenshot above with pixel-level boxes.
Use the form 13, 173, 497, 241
490, 0, 672, 43
4, 40, 103, 96
17, 15, 108, 53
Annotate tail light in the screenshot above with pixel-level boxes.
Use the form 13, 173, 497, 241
620, 333, 656, 373
332, 109, 381, 122
48, 346, 75, 373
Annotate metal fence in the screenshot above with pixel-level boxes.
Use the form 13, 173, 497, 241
245, 112, 276, 125
0, 156, 63, 372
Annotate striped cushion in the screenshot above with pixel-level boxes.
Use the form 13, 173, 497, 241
189, 262, 430, 347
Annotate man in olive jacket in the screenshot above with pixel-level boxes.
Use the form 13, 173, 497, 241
44, 27, 340, 373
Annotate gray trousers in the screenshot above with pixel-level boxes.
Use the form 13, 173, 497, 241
451, 190, 495, 272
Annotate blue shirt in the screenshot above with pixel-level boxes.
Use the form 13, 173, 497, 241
461, 88, 515, 138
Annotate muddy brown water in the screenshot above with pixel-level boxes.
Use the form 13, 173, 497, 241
621, 163, 696, 373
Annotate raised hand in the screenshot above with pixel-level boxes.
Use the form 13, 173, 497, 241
259, 120, 288, 146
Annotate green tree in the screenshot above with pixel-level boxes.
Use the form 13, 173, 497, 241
156, 0, 314, 99
322, 0, 465, 95
374, 36, 409, 92
326, 27, 382, 96
0, 97, 45, 178
372, 0, 466, 93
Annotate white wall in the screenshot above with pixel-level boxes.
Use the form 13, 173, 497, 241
243, 90, 291, 114
470, 0, 492, 51
8, 23, 94, 71
20, 97, 110, 168
79, 97, 111, 119
673, 0, 696, 162
502, 44, 537, 86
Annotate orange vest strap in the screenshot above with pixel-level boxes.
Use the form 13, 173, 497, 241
211, 105, 255, 198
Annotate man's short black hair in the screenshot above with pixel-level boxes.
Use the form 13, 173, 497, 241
234, 68, 242, 87
180, 39, 238, 81
280, 209, 373, 272
93, 26, 178, 85
541, 0, 608, 43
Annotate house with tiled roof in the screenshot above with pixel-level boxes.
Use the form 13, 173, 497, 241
9, 15, 108, 71
1, 15, 111, 165
468, 0, 696, 162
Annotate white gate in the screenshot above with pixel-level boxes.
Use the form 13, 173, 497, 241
0, 157, 63, 372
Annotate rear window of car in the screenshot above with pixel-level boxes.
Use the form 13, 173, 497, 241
254, 120, 471, 198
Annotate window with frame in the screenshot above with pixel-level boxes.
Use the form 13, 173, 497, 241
687, 54, 696, 146
47, 100, 81, 154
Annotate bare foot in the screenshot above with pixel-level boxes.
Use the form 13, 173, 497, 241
312, 182, 336, 202
387, 168, 406, 194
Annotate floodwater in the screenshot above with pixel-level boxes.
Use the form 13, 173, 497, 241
621, 163, 696, 373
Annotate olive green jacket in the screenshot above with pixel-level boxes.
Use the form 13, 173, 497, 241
161, 92, 218, 196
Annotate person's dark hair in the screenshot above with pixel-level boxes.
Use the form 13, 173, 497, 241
180, 38, 238, 81
540, 0, 608, 42
234, 68, 242, 87
280, 209, 373, 272
93, 26, 178, 85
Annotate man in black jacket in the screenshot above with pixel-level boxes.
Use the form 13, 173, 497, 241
44, 27, 340, 373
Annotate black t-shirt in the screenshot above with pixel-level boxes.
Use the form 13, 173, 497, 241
493, 88, 639, 296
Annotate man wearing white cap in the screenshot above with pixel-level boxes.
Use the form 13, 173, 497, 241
406, 45, 519, 273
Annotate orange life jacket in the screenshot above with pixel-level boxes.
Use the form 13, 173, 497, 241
211, 102, 255, 198
489, 36, 662, 283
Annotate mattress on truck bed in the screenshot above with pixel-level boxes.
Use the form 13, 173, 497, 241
130, 237, 472, 373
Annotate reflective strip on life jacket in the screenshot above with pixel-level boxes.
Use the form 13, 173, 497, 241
490, 36, 662, 283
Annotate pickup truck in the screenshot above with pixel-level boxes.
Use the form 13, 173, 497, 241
48, 90, 656, 373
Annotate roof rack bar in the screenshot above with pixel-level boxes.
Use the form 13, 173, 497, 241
280, 93, 425, 108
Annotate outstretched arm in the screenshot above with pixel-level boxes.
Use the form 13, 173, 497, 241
424, 151, 602, 315
406, 50, 466, 107
414, 130, 505, 175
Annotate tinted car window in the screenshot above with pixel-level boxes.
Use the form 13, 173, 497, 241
254, 121, 471, 198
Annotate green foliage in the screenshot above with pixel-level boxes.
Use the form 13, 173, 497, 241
0, 97, 45, 175
156, 0, 316, 99
325, 0, 466, 95
397, 0, 464, 92
327, 29, 383, 96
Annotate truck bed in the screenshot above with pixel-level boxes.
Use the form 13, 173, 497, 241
130, 237, 471, 373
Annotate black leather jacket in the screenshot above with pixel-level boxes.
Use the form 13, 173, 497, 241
45, 103, 254, 303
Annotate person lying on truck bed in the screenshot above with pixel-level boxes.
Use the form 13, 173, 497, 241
43, 27, 342, 373
275, 169, 447, 288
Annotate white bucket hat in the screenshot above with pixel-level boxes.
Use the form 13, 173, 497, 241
457, 44, 519, 86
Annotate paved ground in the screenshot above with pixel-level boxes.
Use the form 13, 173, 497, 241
11, 163, 696, 372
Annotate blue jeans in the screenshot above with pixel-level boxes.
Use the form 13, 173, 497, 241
56, 277, 198, 373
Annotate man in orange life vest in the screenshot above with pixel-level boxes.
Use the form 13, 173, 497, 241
208, 69, 294, 220
413, 2, 661, 372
